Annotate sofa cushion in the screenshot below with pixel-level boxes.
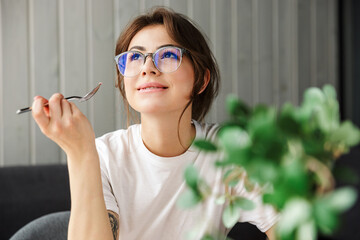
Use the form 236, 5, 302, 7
0, 164, 71, 240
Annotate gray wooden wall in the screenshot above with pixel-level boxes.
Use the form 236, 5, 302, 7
0, 0, 338, 166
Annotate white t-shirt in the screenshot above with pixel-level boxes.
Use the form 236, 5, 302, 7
96, 120, 279, 240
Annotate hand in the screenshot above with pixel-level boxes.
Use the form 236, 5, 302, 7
32, 93, 96, 158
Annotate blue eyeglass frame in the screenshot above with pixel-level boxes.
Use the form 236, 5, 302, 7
114, 45, 187, 77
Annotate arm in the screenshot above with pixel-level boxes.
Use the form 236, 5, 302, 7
108, 211, 120, 240
32, 94, 113, 240
265, 226, 276, 240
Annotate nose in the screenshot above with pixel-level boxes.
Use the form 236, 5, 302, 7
141, 55, 160, 76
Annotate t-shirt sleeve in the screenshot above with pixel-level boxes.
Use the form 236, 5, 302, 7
234, 175, 280, 232
96, 139, 120, 216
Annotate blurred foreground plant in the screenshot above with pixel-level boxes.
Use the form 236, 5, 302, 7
178, 85, 360, 240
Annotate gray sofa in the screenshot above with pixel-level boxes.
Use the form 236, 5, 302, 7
0, 165, 71, 240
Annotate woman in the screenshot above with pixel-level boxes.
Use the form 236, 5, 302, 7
31, 7, 278, 240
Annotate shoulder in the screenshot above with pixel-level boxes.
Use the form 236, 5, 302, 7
95, 124, 140, 155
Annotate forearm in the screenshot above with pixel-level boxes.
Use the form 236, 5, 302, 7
67, 150, 113, 240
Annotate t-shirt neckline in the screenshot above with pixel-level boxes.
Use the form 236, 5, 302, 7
135, 120, 202, 166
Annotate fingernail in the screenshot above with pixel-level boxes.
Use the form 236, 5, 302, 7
33, 96, 41, 100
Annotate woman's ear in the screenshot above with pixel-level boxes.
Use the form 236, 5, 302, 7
198, 69, 210, 95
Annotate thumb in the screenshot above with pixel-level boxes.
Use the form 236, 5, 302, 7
32, 96, 50, 133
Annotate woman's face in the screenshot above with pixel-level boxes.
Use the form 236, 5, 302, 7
124, 24, 195, 117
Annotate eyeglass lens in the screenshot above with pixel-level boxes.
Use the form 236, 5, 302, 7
117, 47, 183, 77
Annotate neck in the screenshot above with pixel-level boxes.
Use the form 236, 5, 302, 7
140, 109, 195, 157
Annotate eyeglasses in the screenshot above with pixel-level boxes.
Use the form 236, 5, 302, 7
114, 46, 187, 77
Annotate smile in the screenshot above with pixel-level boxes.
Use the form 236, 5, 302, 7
138, 87, 168, 93
137, 82, 169, 92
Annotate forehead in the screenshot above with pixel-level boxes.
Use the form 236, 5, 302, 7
128, 25, 178, 51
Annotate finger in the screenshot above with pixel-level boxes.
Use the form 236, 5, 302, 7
61, 98, 73, 118
32, 96, 50, 130
69, 102, 82, 116
48, 93, 64, 119
33, 96, 50, 116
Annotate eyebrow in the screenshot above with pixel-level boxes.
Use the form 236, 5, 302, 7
128, 44, 179, 51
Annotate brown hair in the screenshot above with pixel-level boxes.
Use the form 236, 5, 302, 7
115, 7, 220, 123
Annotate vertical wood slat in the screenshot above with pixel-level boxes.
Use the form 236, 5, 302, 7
237, 0, 253, 106
209, 0, 217, 123
252, 0, 259, 104
291, 0, 299, 105
168, 0, 188, 15
187, 0, 194, 19
328, 0, 338, 89
231, 0, 238, 97
258, 0, 273, 105
298, 0, 312, 102
61, 0, 88, 163
191, 0, 214, 123
316, 0, 330, 88
144, 0, 165, 10
311, 0, 317, 86
32, 0, 61, 165
278, 0, 294, 104
2, 0, 31, 166
86, 0, 94, 127
62, 0, 88, 114
91, 0, 116, 138
212, 0, 232, 123
28, 0, 36, 165
272, 0, 280, 107
0, 0, 4, 166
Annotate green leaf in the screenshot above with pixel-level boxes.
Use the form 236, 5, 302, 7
219, 126, 250, 150
314, 200, 338, 235
278, 198, 312, 236
296, 220, 317, 240
177, 189, 202, 209
329, 121, 360, 147
194, 139, 218, 152
322, 187, 357, 213
201, 235, 216, 240
222, 203, 241, 228
322, 84, 337, 100
184, 165, 199, 190
233, 197, 255, 211
226, 95, 251, 121
282, 159, 309, 196
215, 195, 226, 205
303, 87, 325, 106
278, 103, 302, 137
228, 179, 240, 187
246, 159, 279, 185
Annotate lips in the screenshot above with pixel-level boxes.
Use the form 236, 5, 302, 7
137, 82, 168, 92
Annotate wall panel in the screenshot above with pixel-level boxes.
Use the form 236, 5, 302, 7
91, 0, 116, 138
212, 0, 232, 123
0, 0, 4, 166
31, 0, 61, 165
2, 0, 31, 165
237, 0, 253, 106
0, 0, 339, 166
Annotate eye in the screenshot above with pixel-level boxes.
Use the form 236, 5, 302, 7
161, 50, 179, 60
129, 52, 142, 61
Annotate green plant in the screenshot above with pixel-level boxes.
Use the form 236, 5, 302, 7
178, 85, 360, 240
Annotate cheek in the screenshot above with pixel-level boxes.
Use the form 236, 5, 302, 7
123, 79, 135, 102
177, 70, 195, 97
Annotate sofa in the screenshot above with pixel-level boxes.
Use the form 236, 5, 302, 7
0, 165, 71, 240
0, 146, 359, 240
